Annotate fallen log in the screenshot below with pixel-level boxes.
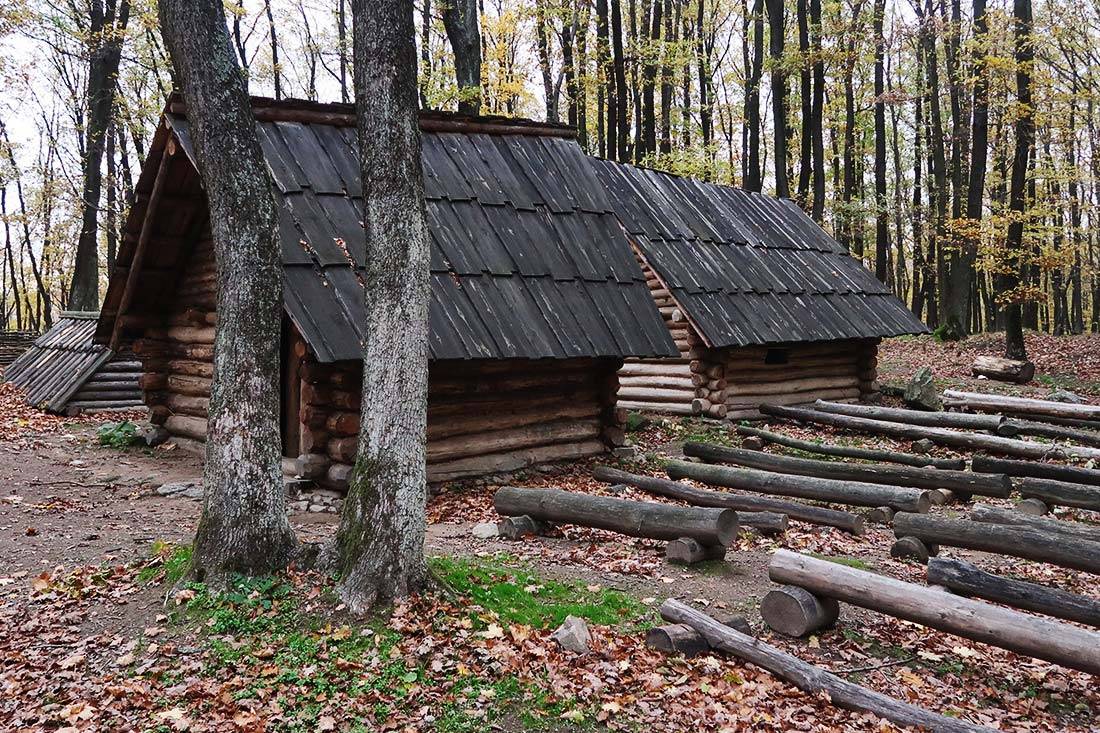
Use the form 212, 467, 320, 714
645, 623, 709, 657
970, 454, 1100, 487
760, 585, 839, 637
769, 550, 1100, 676
683, 442, 1011, 498
927, 557, 1100, 629
659, 598, 994, 733
813, 400, 1016, 435
943, 389, 1100, 424
734, 425, 964, 469
1016, 476, 1100, 512
1006, 419, 1100, 448
593, 465, 863, 534
891, 536, 937, 562
970, 355, 1035, 384
970, 503, 1100, 544
666, 537, 727, 564
892, 512, 1100, 574
666, 460, 932, 512
761, 404, 1100, 461
493, 487, 738, 546
1015, 498, 1049, 516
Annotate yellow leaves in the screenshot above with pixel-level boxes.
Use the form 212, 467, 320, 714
58, 652, 85, 670
898, 668, 925, 688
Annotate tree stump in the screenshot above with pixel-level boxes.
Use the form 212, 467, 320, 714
645, 623, 710, 656
867, 506, 895, 524
891, 536, 936, 563
666, 537, 727, 565
761, 585, 841, 637
497, 515, 554, 540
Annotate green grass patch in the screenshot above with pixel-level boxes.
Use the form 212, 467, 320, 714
138, 542, 192, 584
430, 555, 651, 629
809, 552, 872, 571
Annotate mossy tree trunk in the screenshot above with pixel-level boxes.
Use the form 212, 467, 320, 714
158, 0, 296, 582
334, 0, 430, 614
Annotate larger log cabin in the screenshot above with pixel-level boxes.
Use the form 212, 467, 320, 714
593, 161, 928, 420
94, 97, 678, 485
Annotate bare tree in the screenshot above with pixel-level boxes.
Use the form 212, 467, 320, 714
442, 0, 482, 114
334, 0, 431, 612
157, 0, 297, 582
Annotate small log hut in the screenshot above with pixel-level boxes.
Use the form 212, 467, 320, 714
593, 162, 928, 420
94, 97, 678, 486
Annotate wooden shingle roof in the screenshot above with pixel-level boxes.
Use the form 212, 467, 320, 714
592, 160, 928, 348
5, 313, 113, 411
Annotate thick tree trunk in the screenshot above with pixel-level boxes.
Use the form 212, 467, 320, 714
683, 442, 1011, 497
970, 356, 1034, 383
795, 0, 811, 206
333, 0, 430, 613
766, 0, 787, 198
808, 0, 825, 219
744, 0, 764, 192
734, 425, 965, 469
812, 400, 1015, 435
666, 460, 933, 512
610, 0, 629, 161
769, 550, 1100, 676
594, 465, 865, 533
68, 0, 132, 312
158, 0, 295, 581
964, 0, 989, 326
442, 0, 482, 115
872, 0, 888, 281
927, 557, 1100, 628
893, 512, 1100, 574
970, 503, 1100, 544
659, 599, 995, 732
971, 454, 1100, 486
494, 486, 739, 546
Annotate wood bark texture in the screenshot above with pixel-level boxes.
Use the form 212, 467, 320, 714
734, 424, 964, 469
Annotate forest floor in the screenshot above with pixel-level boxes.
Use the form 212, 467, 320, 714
2, 332, 1099, 732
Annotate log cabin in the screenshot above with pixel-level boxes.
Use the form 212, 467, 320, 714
593, 161, 928, 421
93, 97, 678, 485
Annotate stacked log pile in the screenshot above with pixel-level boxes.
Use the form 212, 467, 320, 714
66, 354, 145, 413
0, 330, 38, 367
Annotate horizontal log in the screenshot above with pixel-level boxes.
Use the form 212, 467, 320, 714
326, 411, 360, 436
943, 389, 1100, 424
1007, 419, 1100, 448
734, 425, 965, 469
428, 402, 601, 442
760, 585, 839, 637
1016, 476, 1100, 511
167, 374, 211, 397
65, 399, 145, 411
666, 537, 726, 564
727, 388, 860, 411
428, 418, 600, 463
970, 454, 1100, 486
592, 465, 865, 534
165, 414, 207, 442
683, 443, 1011, 498
666, 460, 932, 512
893, 512, 1100, 574
659, 598, 993, 733
970, 355, 1035, 384
970, 503, 1100, 544
813, 400, 1015, 435
138, 373, 168, 391
327, 435, 357, 464
762, 404, 1100, 461
617, 375, 697, 390
164, 393, 209, 416
617, 386, 696, 403
616, 400, 697, 416
427, 439, 606, 483
726, 376, 859, 398
645, 623, 709, 657
927, 557, 1100, 628
769, 549, 1100, 677
163, 359, 213, 378
493, 486, 738, 546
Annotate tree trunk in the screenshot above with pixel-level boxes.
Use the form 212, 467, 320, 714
769, 550, 1100, 676
927, 557, 1100, 629
594, 465, 865, 534
734, 425, 965, 469
334, 0, 430, 613
494, 486, 739, 546
744, 0, 764, 192
970, 356, 1034, 383
893, 512, 1100, 574
666, 460, 933, 512
872, 0, 888, 281
158, 0, 296, 581
683, 442, 1011, 497
611, 0, 629, 161
535, 1, 559, 123
808, 0, 825, 219
596, 0, 610, 158
68, 0, 132, 312
971, 454, 1100, 486
970, 503, 1100, 544
659, 599, 995, 733
766, 0, 787, 198
442, 0, 482, 115
795, 0, 810, 206
761, 585, 839, 637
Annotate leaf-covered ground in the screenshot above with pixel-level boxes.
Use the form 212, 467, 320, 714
3, 338, 1100, 731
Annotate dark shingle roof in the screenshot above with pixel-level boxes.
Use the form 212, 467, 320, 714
4, 313, 113, 411
592, 160, 928, 348
167, 113, 678, 363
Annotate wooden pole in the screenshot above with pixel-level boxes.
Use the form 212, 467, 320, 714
943, 389, 1100, 423
970, 454, 1100, 486
970, 503, 1100, 544
1017, 476, 1100, 511
813, 400, 1016, 435
734, 424, 965, 469
659, 598, 996, 733
769, 549, 1100, 675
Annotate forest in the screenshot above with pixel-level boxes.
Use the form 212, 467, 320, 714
0, 0, 1098, 344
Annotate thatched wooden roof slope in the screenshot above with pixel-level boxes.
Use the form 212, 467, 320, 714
5, 313, 113, 411
593, 160, 928, 348
100, 98, 678, 364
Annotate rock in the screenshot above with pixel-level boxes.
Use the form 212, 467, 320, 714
156, 480, 201, 498
550, 615, 591, 653
1048, 389, 1086, 404
903, 367, 941, 411
471, 521, 499, 539
741, 436, 765, 451
910, 438, 936, 454
612, 446, 638, 460
138, 425, 170, 447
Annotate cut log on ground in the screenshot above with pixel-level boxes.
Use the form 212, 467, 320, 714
761, 404, 1100, 461
645, 624, 710, 657
493, 487, 738, 546
683, 442, 1011, 498
813, 400, 1016, 435
769, 550, 1100, 676
970, 454, 1100, 487
593, 465, 864, 534
970, 356, 1035, 384
1016, 476, 1100, 512
735, 511, 788, 535
760, 585, 840, 637
734, 425, 964, 469
659, 598, 995, 733
892, 512, 1100, 574
666, 537, 727, 565
497, 515, 555, 540
943, 389, 1100, 424
867, 506, 895, 524
666, 460, 933, 512
1006, 419, 1100, 448
927, 557, 1100, 629
1015, 498, 1049, 516
891, 536, 937, 563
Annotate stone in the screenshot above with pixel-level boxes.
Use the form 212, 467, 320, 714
138, 425, 170, 448
156, 480, 201, 498
1048, 389, 1086, 404
612, 446, 639, 460
903, 367, 941, 411
910, 438, 935, 454
550, 615, 591, 653
471, 521, 499, 539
